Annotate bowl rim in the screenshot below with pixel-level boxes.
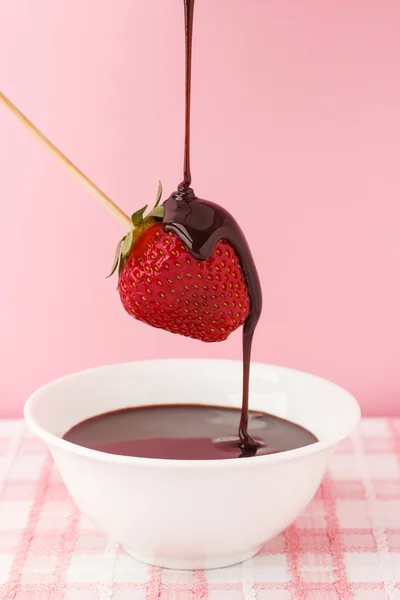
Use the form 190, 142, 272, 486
24, 359, 361, 470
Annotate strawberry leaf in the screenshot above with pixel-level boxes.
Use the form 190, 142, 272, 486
106, 238, 124, 278
154, 181, 163, 207
118, 254, 128, 277
121, 230, 134, 258
131, 205, 148, 227
147, 205, 165, 219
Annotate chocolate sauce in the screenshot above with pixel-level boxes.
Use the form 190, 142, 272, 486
162, 0, 263, 452
63, 405, 317, 460
178, 0, 195, 191
162, 193, 262, 451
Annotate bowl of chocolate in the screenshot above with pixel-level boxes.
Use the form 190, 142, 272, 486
24, 359, 360, 570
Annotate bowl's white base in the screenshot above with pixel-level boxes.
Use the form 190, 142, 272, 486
122, 544, 263, 570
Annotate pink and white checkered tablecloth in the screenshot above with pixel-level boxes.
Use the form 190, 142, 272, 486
1, 419, 400, 600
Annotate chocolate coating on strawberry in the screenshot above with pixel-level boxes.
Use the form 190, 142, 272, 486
163, 188, 262, 330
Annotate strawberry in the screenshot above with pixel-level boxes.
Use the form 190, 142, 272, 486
109, 184, 250, 343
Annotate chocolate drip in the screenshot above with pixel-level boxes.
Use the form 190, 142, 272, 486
162, 189, 262, 452
161, 0, 264, 453
178, 0, 195, 191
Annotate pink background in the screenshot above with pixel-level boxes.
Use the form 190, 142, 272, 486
1, 0, 399, 417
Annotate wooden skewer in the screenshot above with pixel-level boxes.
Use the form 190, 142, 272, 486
0, 91, 133, 230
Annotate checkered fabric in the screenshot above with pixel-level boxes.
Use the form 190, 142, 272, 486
1, 419, 400, 599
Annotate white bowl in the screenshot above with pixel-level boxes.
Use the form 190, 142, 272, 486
24, 359, 360, 570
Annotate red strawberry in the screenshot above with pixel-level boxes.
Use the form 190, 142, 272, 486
109, 184, 250, 343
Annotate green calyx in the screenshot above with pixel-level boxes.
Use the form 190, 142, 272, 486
106, 181, 165, 279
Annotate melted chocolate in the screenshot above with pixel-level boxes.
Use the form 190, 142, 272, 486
162, 191, 262, 451
178, 0, 195, 191
161, 0, 263, 453
63, 405, 317, 460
